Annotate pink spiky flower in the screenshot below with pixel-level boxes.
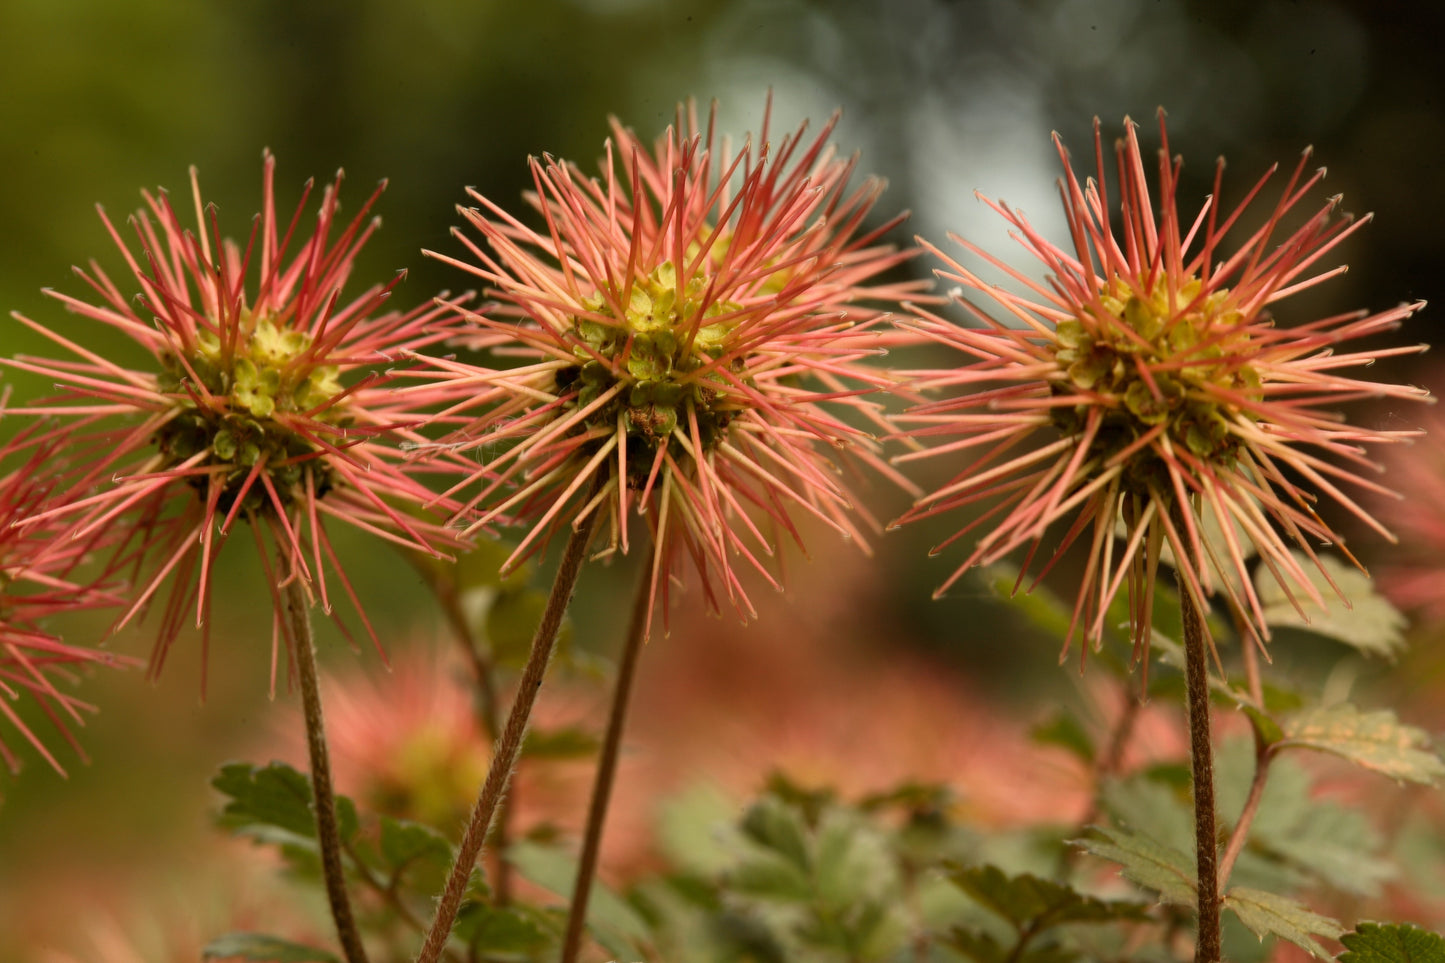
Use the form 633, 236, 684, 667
418, 101, 921, 634
7, 153, 469, 689
0, 423, 130, 774
892, 113, 1428, 663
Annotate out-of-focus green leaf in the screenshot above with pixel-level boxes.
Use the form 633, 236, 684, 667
507, 840, 649, 957
1223, 887, 1342, 959
522, 725, 599, 760
1031, 711, 1096, 764
1280, 704, 1445, 784
202, 932, 338, 962
947, 864, 1149, 929
945, 928, 1078, 963
1100, 777, 1193, 856
1338, 921, 1445, 961
1074, 825, 1195, 905
1255, 552, 1407, 660
656, 783, 745, 876
213, 762, 316, 839
379, 816, 452, 875
741, 795, 812, 872
485, 587, 548, 668
451, 903, 551, 954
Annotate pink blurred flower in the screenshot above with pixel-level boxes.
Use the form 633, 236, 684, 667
893, 113, 1428, 661
1378, 407, 1445, 624
0, 424, 128, 774
8, 153, 469, 689
418, 100, 921, 634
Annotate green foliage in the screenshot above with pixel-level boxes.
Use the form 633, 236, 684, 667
1256, 552, 1408, 660
1222, 887, 1342, 959
522, 725, 600, 760
451, 904, 552, 955
1030, 711, 1096, 764
1073, 825, 1196, 905
1280, 704, 1445, 784
202, 933, 339, 962
1338, 922, 1445, 962
508, 839, 652, 959
214, 761, 324, 842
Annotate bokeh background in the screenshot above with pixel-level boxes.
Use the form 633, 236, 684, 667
2, 0, 1444, 959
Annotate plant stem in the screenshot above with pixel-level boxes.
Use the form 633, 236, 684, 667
416, 508, 600, 963
1176, 559, 1222, 962
286, 578, 371, 963
558, 561, 652, 963
1218, 740, 1272, 890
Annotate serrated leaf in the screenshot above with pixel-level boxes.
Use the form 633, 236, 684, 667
1255, 551, 1406, 660
1031, 712, 1096, 764
202, 932, 339, 962
947, 864, 1149, 929
1100, 777, 1194, 857
1281, 704, 1445, 785
213, 762, 316, 839
1214, 740, 1390, 897
1074, 825, 1195, 905
522, 725, 599, 760
1223, 887, 1342, 959
1338, 921, 1445, 962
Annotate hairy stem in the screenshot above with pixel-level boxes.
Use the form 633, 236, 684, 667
416, 509, 600, 963
1177, 566, 1221, 961
559, 562, 652, 963
286, 579, 371, 963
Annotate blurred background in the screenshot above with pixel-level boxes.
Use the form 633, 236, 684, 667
3, 0, 1444, 959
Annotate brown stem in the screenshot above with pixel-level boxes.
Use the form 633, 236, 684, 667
1177, 559, 1222, 962
1218, 741, 1272, 890
415, 509, 600, 963
286, 579, 372, 963
407, 552, 515, 905
558, 561, 652, 963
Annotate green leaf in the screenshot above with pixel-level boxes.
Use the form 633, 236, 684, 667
945, 928, 1079, 963
379, 817, 453, 878
1255, 551, 1407, 660
1338, 921, 1445, 962
1100, 777, 1193, 856
522, 725, 600, 760
202, 932, 339, 962
947, 864, 1149, 929
740, 796, 812, 872
213, 762, 316, 839
507, 840, 650, 956
1281, 704, 1445, 785
1222, 887, 1342, 959
1031, 712, 1096, 764
1073, 825, 1195, 905
486, 587, 548, 668
451, 904, 550, 954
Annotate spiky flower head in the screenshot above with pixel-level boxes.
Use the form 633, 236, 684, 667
893, 113, 1428, 663
420, 100, 920, 634
0, 424, 129, 774
8, 153, 468, 689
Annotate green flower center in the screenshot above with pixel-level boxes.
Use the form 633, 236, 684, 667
555, 261, 750, 489
1050, 277, 1263, 493
154, 314, 346, 514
